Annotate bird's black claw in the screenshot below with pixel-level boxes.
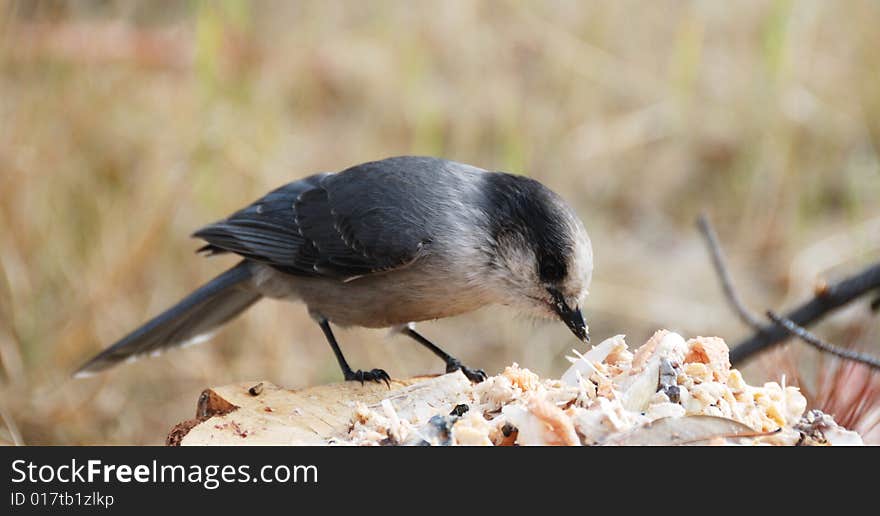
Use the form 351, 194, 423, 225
462, 367, 487, 383
446, 360, 487, 383
345, 368, 391, 387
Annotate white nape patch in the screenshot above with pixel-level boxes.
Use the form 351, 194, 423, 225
567, 218, 594, 304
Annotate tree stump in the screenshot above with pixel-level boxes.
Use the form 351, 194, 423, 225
167, 332, 864, 446
168, 372, 472, 445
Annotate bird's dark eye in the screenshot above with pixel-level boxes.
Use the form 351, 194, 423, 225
539, 260, 564, 281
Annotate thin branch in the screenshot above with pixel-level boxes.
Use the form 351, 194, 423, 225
695, 214, 880, 365
730, 262, 880, 365
766, 311, 880, 370
696, 214, 764, 329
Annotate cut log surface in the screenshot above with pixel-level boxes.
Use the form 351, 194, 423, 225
169, 372, 472, 446
168, 331, 864, 446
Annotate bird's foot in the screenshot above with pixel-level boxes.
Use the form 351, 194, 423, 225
445, 360, 487, 383
344, 368, 391, 387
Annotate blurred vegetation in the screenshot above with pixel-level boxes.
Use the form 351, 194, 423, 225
0, 0, 878, 444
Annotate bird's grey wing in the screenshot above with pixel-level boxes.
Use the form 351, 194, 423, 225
298, 160, 440, 278
192, 173, 326, 276
192, 169, 431, 280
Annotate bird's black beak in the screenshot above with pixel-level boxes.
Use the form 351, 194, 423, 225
548, 288, 589, 343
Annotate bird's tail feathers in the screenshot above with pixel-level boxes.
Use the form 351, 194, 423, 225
74, 261, 261, 377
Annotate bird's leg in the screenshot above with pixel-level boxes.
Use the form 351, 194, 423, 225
401, 327, 487, 382
317, 319, 389, 386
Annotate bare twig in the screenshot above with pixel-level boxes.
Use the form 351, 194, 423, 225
766, 311, 880, 370
696, 214, 764, 329
696, 214, 880, 365
730, 262, 880, 365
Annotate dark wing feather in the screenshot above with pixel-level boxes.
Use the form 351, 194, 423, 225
193, 161, 435, 280
193, 173, 326, 275
320, 157, 460, 263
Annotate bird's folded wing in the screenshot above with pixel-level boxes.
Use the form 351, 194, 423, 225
193, 171, 431, 281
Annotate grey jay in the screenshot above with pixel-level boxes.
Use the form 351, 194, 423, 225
76, 156, 593, 384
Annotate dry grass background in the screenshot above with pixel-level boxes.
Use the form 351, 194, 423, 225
0, 0, 878, 444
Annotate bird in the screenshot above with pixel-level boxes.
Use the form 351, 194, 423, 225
75, 156, 593, 384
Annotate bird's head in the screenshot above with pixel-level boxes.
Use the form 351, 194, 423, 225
480, 172, 593, 342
